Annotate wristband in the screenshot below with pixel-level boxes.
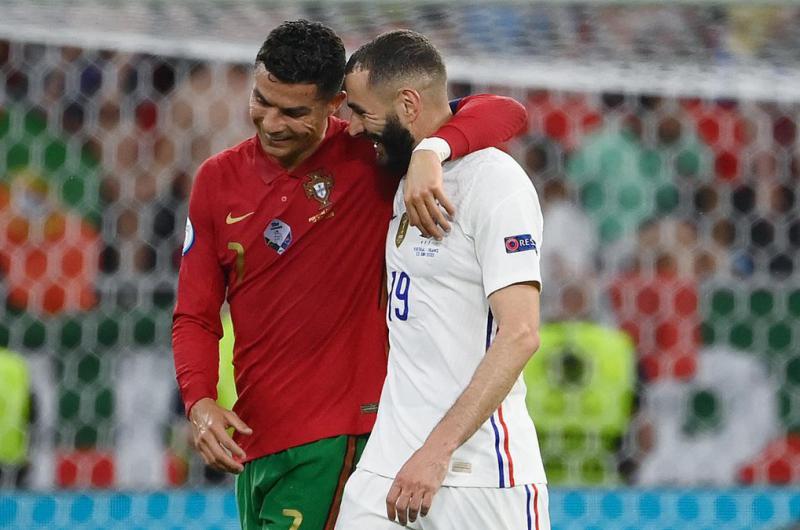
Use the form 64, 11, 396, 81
413, 137, 452, 163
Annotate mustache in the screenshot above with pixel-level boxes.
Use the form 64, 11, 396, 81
365, 132, 384, 144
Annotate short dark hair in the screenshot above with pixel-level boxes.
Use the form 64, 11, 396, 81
255, 20, 345, 100
345, 30, 446, 88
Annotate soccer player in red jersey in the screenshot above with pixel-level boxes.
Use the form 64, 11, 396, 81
172, 20, 527, 530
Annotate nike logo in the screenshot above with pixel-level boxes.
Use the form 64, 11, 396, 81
226, 211, 255, 224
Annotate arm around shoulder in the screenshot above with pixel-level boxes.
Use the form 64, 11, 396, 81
435, 94, 528, 159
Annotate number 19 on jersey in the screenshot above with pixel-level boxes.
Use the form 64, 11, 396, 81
388, 270, 410, 322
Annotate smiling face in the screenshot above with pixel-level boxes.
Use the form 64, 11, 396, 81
345, 69, 416, 175
249, 64, 345, 170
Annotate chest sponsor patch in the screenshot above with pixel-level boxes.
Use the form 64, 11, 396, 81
264, 218, 292, 255
504, 234, 538, 254
182, 218, 195, 255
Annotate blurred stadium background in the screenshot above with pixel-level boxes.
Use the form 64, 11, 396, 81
2, 0, 800, 528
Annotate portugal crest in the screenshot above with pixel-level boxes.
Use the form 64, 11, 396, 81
304, 171, 333, 207
304, 170, 335, 222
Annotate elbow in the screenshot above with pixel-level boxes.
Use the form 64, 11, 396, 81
506, 324, 540, 361
506, 98, 529, 138
523, 328, 540, 359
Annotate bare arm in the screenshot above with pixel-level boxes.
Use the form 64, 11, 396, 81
425, 282, 540, 452
386, 282, 541, 525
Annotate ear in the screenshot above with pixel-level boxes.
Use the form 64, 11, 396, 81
394, 88, 422, 123
327, 91, 347, 115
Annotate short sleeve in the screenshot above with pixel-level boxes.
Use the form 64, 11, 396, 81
463, 157, 544, 298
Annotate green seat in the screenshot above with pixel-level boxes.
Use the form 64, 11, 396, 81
701, 281, 800, 431
523, 321, 636, 485
0, 347, 30, 465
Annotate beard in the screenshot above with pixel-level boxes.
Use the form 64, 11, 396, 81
370, 114, 416, 176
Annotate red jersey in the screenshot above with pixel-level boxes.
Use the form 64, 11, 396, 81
173, 95, 527, 462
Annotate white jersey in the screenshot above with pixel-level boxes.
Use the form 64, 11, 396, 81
358, 148, 547, 488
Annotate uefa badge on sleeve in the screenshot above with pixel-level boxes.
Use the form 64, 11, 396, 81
504, 234, 538, 254
182, 218, 195, 255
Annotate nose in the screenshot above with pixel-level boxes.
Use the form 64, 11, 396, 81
260, 107, 288, 135
348, 114, 365, 137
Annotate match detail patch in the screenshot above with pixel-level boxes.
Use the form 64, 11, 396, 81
504, 234, 538, 254
264, 219, 292, 255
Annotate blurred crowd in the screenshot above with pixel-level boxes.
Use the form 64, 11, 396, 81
404, 3, 800, 65
1, 27, 800, 490
511, 89, 800, 486
0, 40, 254, 488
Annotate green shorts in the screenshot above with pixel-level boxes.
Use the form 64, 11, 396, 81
235, 434, 368, 530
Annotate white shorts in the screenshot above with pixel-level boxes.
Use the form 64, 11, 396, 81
335, 468, 550, 530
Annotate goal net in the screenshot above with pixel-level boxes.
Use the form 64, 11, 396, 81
1, 1, 800, 526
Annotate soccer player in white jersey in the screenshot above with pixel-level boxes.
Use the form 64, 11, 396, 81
336, 30, 549, 530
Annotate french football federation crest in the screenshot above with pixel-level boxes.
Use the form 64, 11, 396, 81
395, 212, 409, 247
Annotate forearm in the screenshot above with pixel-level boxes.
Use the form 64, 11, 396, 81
424, 326, 539, 455
173, 314, 222, 416
174, 157, 227, 417
435, 94, 528, 159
